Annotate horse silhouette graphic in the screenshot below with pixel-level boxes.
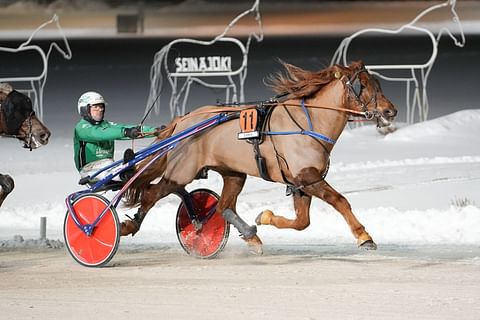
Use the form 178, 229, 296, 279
331, 0, 465, 123
0, 14, 72, 120
146, 0, 263, 119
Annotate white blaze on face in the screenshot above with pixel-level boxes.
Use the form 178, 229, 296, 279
31, 135, 44, 148
377, 115, 391, 128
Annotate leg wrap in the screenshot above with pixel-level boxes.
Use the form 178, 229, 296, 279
125, 209, 147, 234
222, 209, 257, 239
0, 174, 14, 194
133, 210, 147, 228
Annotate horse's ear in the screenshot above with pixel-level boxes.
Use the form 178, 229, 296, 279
350, 60, 365, 71
347, 60, 367, 77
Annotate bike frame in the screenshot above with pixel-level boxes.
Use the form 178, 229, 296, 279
65, 112, 235, 236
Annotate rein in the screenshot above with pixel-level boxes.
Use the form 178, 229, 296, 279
281, 102, 366, 117
178, 68, 379, 122
174, 97, 369, 125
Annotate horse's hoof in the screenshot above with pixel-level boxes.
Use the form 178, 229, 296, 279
255, 210, 273, 225
244, 235, 263, 255
359, 239, 377, 250
120, 220, 139, 237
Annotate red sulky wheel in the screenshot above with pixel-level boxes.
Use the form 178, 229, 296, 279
64, 193, 120, 267
176, 189, 229, 258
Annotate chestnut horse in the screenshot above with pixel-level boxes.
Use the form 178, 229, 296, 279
0, 83, 51, 207
122, 61, 397, 253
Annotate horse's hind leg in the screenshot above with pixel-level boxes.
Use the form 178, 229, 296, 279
256, 191, 312, 231
0, 174, 14, 208
256, 180, 376, 249
120, 178, 181, 236
216, 172, 263, 255
308, 180, 376, 250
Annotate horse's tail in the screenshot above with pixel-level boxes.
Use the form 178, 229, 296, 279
123, 120, 178, 208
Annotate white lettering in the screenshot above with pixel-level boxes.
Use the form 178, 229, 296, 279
182, 57, 189, 72
174, 56, 233, 73
175, 57, 183, 72
199, 57, 207, 72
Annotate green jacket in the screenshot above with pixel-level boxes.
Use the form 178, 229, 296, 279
73, 119, 154, 171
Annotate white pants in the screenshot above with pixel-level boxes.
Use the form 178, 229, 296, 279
79, 158, 115, 182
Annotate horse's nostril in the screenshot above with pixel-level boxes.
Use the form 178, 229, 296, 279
41, 133, 50, 141
384, 109, 397, 117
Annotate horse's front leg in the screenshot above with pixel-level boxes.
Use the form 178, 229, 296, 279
256, 191, 312, 231
0, 174, 15, 208
307, 180, 376, 250
120, 178, 181, 236
216, 172, 264, 255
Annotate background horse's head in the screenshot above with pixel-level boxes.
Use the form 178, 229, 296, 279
0, 84, 50, 149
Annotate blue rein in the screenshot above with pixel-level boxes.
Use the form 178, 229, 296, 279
263, 98, 336, 145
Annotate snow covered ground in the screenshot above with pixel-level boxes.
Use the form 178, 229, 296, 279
1, 109, 479, 254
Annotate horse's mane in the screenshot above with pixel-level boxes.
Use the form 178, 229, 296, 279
266, 61, 363, 99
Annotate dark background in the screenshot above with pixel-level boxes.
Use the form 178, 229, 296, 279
0, 32, 477, 136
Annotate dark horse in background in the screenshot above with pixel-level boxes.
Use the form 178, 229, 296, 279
0, 83, 51, 207
122, 61, 397, 253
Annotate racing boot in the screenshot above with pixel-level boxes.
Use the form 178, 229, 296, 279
0, 174, 14, 207
120, 148, 135, 182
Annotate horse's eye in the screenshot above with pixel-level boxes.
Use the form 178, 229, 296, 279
352, 79, 362, 96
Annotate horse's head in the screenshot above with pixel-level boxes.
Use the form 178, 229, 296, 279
22, 14, 72, 62
344, 61, 397, 127
412, 0, 465, 48
267, 61, 396, 127
0, 89, 51, 149
442, 0, 465, 48
216, 0, 263, 43
249, 0, 264, 43
45, 14, 73, 61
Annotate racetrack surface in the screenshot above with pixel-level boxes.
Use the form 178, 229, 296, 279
1, 244, 480, 320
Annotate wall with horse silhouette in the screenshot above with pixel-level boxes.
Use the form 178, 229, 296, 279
4, 34, 475, 136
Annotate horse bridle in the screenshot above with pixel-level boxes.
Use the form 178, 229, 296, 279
344, 67, 383, 121
20, 111, 35, 151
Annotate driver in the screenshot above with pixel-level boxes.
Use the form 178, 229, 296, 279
73, 91, 157, 182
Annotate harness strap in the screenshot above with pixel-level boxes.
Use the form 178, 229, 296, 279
263, 99, 337, 145
263, 130, 336, 145
250, 104, 274, 181
285, 161, 330, 196
269, 100, 332, 193
300, 98, 314, 130
253, 139, 272, 181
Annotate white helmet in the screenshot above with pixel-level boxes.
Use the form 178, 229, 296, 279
77, 91, 107, 116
